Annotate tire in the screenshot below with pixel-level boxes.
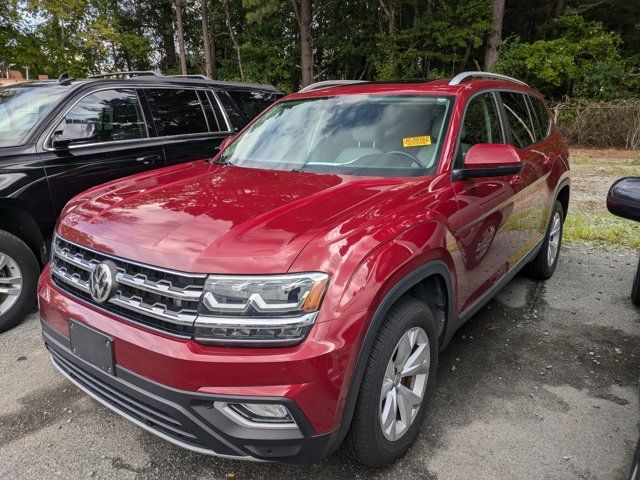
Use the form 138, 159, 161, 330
632, 258, 640, 307
0, 230, 39, 333
344, 297, 438, 466
522, 200, 564, 280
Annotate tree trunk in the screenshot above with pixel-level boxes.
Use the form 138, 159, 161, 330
174, 0, 188, 75
201, 0, 213, 78
224, 1, 244, 81
484, 0, 505, 71
292, 0, 314, 88
378, 0, 396, 76
554, 0, 566, 18
211, 34, 217, 76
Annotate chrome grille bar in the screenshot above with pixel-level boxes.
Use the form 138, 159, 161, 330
51, 264, 91, 293
115, 272, 202, 301
108, 295, 197, 326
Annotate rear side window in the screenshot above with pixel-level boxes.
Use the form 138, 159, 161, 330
227, 90, 280, 122
144, 88, 209, 137
459, 92, 503, 164
196, 90, 221, 132
215, 90, 248, 132
55, 88, 147, 145
529, 95, 551, 141
500, 91, 536, 149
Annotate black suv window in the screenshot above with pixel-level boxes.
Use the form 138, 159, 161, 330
500, 91, 536, 149
55, 88, 147, 145
227, 90, 279, 122
529, 95, 551, 141
459, 92, 503, 163
144, 88, 209, 137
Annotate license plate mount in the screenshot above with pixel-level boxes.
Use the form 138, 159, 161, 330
68, 319, 115, 376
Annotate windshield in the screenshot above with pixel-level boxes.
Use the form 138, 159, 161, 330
0, 86, 68, 147
220, 94, 452, 177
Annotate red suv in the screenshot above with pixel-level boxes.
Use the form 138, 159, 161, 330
39, 72, 570, 466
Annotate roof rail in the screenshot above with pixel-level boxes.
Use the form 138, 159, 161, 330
168, 74, 210, 80
299, 80, 368, 93
449, 71, 528, 87
88, 70, 163, 79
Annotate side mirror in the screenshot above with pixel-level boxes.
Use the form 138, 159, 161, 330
51, 123, 96, 148
607, 177, 640, 222
217, 134, 236, 152
453, 143, 523, 180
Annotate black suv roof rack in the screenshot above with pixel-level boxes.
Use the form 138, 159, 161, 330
449, 71, 528, 87
168, 74, 210, 80
299, 80, 368, 93
89, 70, 163, 79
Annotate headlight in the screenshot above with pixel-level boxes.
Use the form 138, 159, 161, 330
194, 273, 329, 346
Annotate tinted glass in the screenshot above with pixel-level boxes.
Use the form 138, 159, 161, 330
530, 95, 551, 141
460, 93, 503, 157
220, 95, 452, 177
56, 88, 147, 145
145, 88, 208, 136
197, 90, 221, 131
215, 90, 247, 132
500, 91, 536, 149
0, 86, 67, 147
227, 90, 281, 121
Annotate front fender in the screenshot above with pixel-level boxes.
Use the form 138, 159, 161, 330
337, 220, 455, 319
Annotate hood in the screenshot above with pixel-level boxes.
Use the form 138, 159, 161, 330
58, 161, 411, 274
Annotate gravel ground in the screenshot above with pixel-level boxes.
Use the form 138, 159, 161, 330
0, 244, 638, 480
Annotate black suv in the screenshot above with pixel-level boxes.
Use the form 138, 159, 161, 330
0, 72, 282, 331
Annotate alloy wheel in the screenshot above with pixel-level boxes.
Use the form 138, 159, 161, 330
0, 252, 23, 315
379, 326, 430, 441
547, 212, 561, 267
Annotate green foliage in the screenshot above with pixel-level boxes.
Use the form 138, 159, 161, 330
0, 0, 637, 99
494, 10, 634, 99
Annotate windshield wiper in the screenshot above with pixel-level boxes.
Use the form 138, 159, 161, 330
210, 157, 232, 166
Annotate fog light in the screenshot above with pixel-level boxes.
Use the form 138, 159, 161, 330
214, 401, 298, 429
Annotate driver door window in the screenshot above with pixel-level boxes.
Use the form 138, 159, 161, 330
458, 92, 503, 167
53, 89, 147, 146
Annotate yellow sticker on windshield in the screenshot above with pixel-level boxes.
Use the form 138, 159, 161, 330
402, 135, 431, 148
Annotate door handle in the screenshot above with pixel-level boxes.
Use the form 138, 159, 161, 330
135, 155, 160, 165
509, 174, 523, 186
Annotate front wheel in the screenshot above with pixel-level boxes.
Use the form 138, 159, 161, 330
522, 200, 564, 280
0, 230, 39, 332
344, 297, 438, 466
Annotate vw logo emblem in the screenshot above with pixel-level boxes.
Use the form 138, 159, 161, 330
89, 261, 117, 304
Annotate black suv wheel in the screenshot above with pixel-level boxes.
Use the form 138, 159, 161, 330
0, 230, 39, 332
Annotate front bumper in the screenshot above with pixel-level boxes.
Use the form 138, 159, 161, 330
43, 324, 337, 462
38, 266, 366, 463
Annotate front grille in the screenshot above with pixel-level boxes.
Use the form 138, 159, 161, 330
49, 348, 206, 448
50, 235, 206, 336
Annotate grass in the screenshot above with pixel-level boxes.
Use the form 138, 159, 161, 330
564, 209, 640, 249
563, 148, 640, 250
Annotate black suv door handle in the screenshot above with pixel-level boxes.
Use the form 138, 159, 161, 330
135, 155, 160, 165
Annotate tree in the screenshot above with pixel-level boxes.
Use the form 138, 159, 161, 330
484, 0, 505, 70
224, 0, 244, 81
201, 0, 213, 77
291, 0, 313, 87
494, 11, 632, 99
174, 0, 187, 74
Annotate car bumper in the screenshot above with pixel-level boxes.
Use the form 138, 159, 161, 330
38, 266, 365, 463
